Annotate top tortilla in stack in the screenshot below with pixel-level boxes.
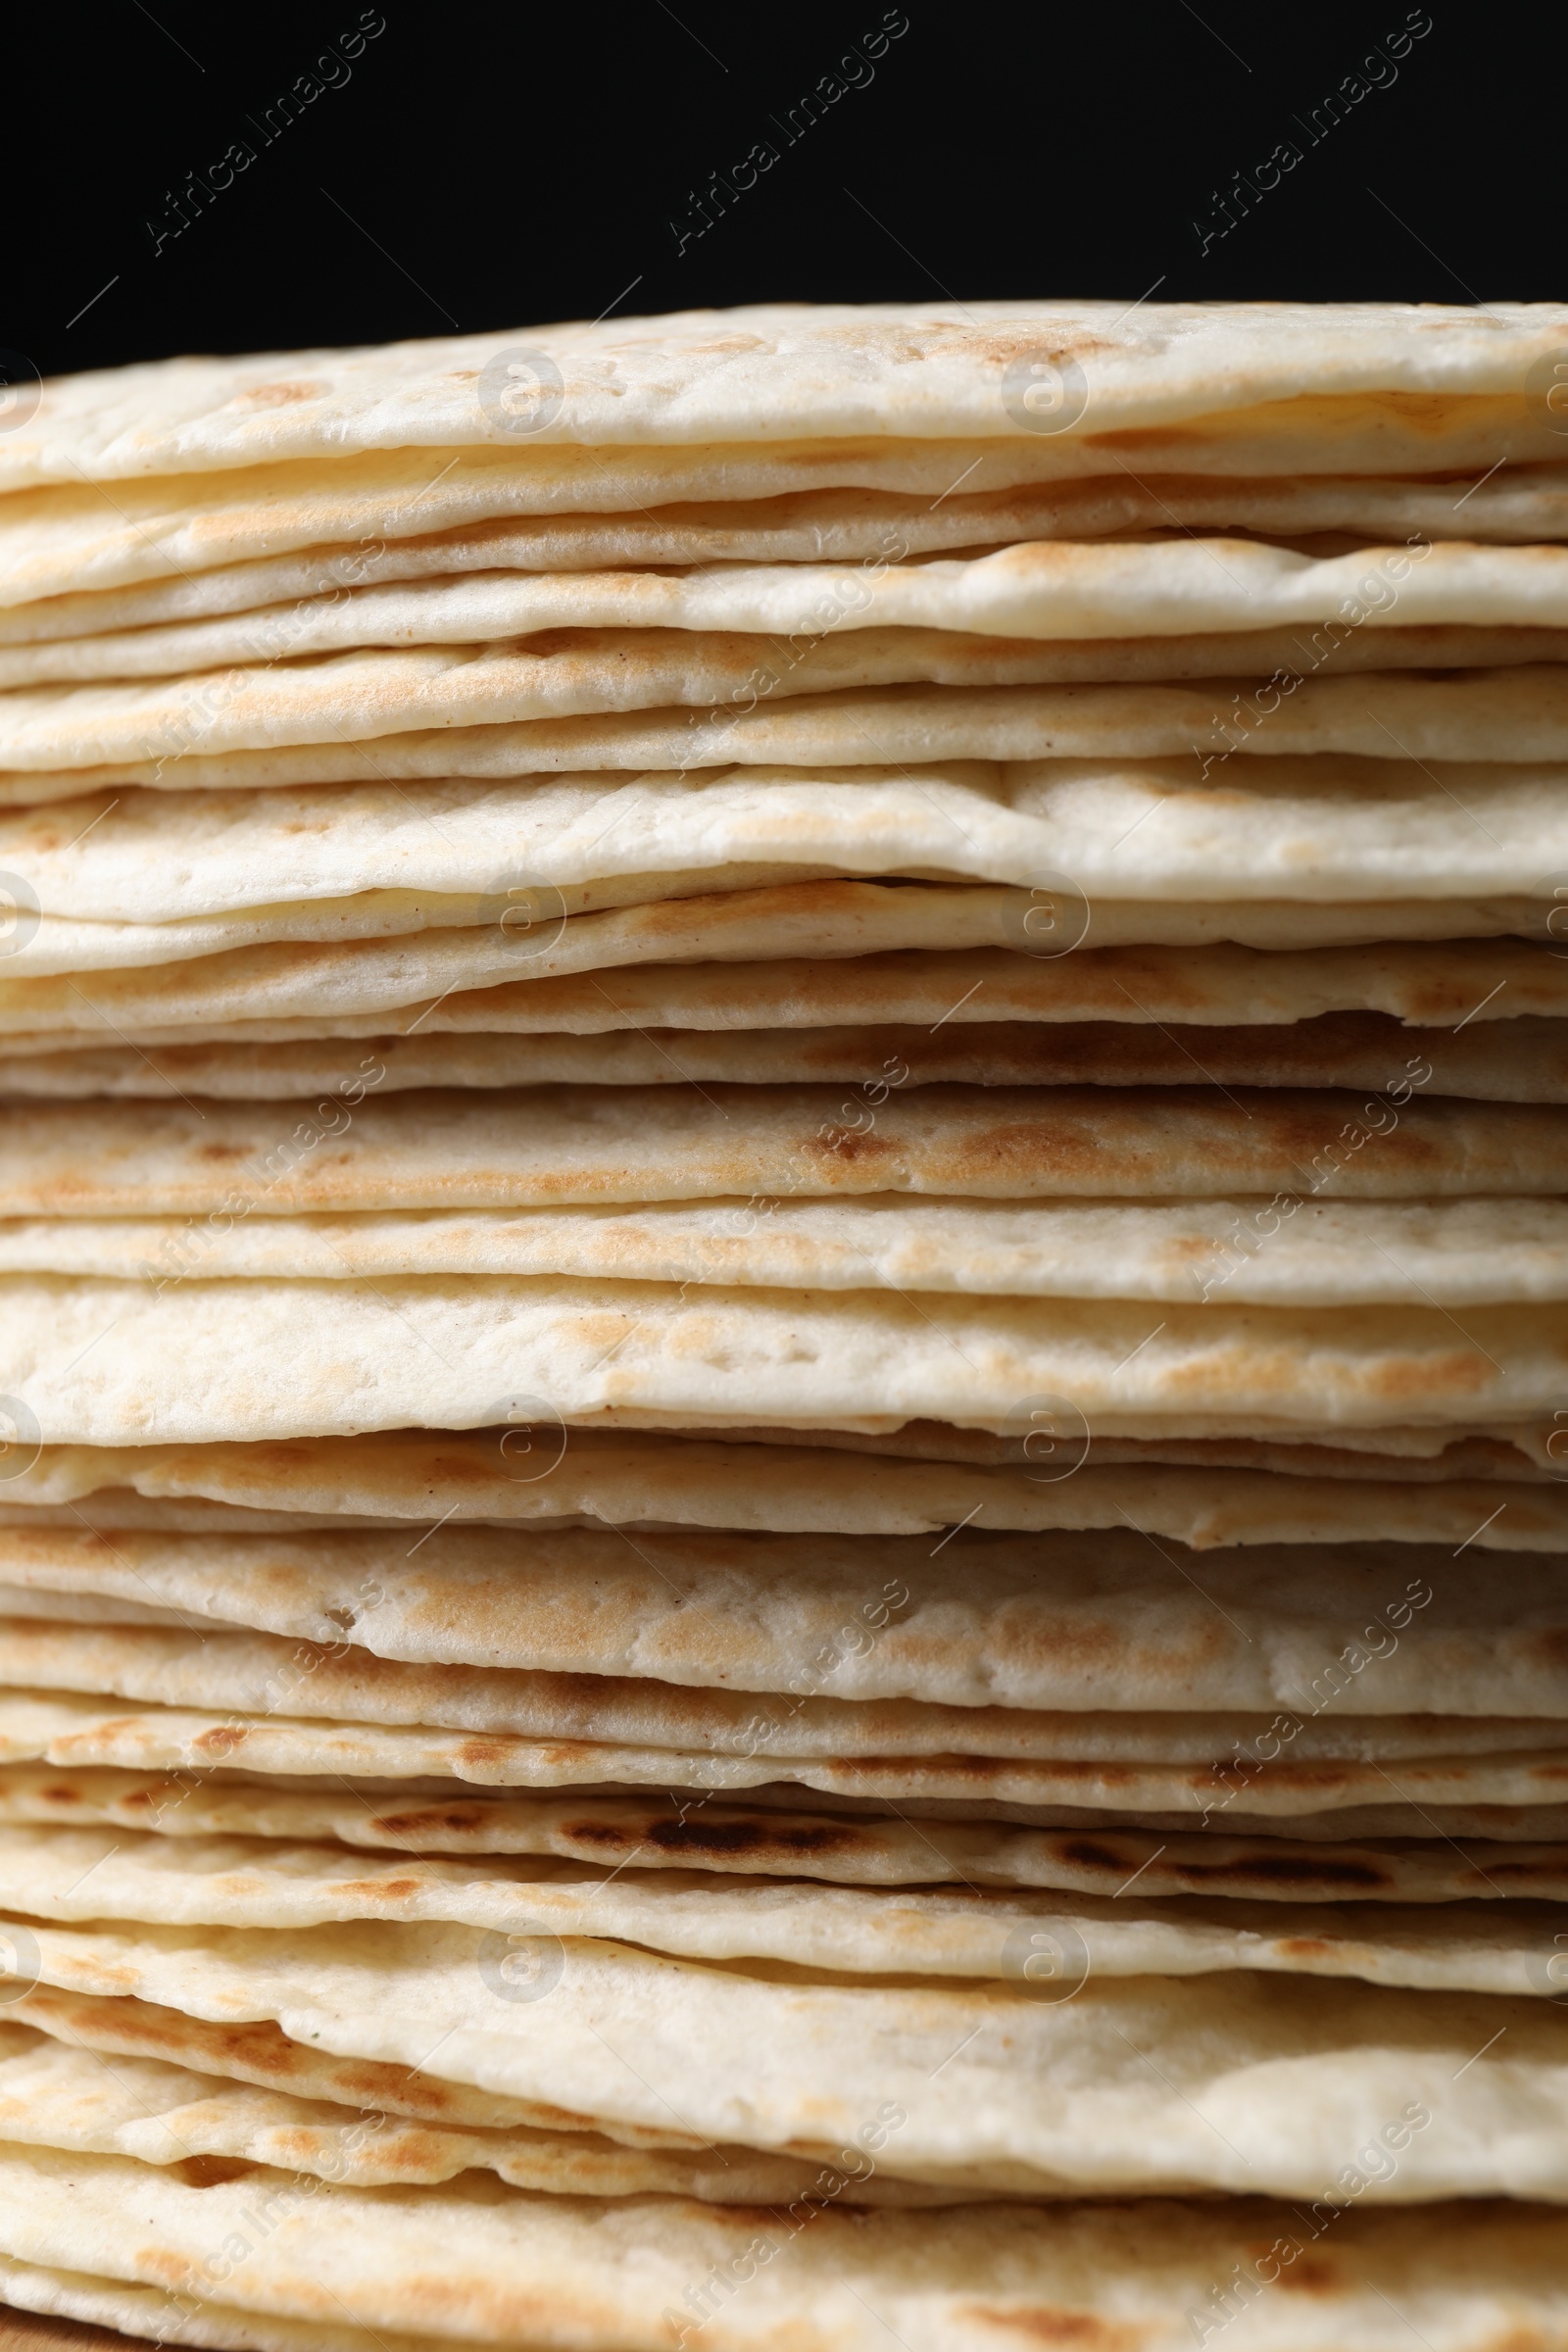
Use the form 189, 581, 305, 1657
4, 303, 1568, 2349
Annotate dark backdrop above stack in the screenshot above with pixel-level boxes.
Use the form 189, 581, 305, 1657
0, 304, 1566, 2351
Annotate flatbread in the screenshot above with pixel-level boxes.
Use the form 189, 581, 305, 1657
0, 870, 849, 977
6, 2199, 1568, 2352
0, 440, 1376, 612
4, 1822, 1568, 2002
14, 437, 1568, 614
16, 759, 1568, 923
3, 1523, 1564, 1714
0, 2249, 544, 2352
795, 1416, 1568, 1474
15, 1411, 1568, 1505
0, 1980, 708, 2136
0, 1270, 1562, 1441
0, 1602, 1552, 1795
13, 303, 1568, 480
11, 667, 1568, 812
2, 934, 1562, 1043
8, 1432, 1568, 1548
8, 1193, 1568, 1305
9, 466, 1568, 648
0, 1686, 1559, 1832
0, 1917, 1563, 2196
0, 632, 1125, 775
10, 630, 1568, 779
5, 1765, 1562, 1903
0, 1014, 1561, 1101
9, 1584, 1568, 1746
14, 542, 1568, 687
7, 1088, 1559, 1213
0, 2025, 957, 2205
16, 891, 1562, 984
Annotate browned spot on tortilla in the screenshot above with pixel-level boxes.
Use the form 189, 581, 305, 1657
959, 2307, 1144, 2349
1173, 1853, 1391, 1892
806, 1127, 897, 1170
456, 1737, 526, 1770
368, 1808, 491, 1838
135, 2251, 206, 2293
514, 629, 592, 659
1274, 2255, 1344, 2294
566, 1815, 857, 1859
173, 2154, 259, 2187
232, 380, 324, 407
1058, 1839, 1135, 1873
193, 1726, 249, 1756
1472, 1859, 1568, 1888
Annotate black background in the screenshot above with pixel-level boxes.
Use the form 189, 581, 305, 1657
6, 1, 1562, 379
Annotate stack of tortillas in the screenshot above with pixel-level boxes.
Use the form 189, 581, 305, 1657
0, 303, 1566, 2351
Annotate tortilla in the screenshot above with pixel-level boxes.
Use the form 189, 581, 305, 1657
15, 541, 1568, 691
2, 1980, 700, 2137
8, 1192, 1568, 1305
0, 1684, 1551, 1843
0, 869, 846, 977
4, 438, 1401, 611
2, 1262, 1567, 1442
17, 760, 1568, 925
15, 301, 1568, 476
12, 629, 1568, 781
8, 441, 1567, 620
7, 1434, 1568, 1549
16, 891, 1563, 984
12, 939, 1555, 1052
11, 666, 1568, 816
9, 1579, 1568, 1747
0, 1684, 1559, 1832
1, 931, 1562, 1044
28, 1476, 1568, 1547
5, 1821, 1568, 2007
18, 1418, 1564, 1508
1, 1916, 1564, 2196
5, 1764, 1562, 1903
8, 1086, 1560, 1213
805, 1417, 1568, 1474
0, 1013, 1560, 1102
0, 2248, 515, 2352
0, 1677, 1460, 1830
5, 2198, 1568, 2352
10, 466, 1568, 650
0, 2024, 960, 2205
3, 1520, 1565, 1713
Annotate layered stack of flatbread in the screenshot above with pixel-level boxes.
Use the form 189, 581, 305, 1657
0, 303, 1566, 2350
